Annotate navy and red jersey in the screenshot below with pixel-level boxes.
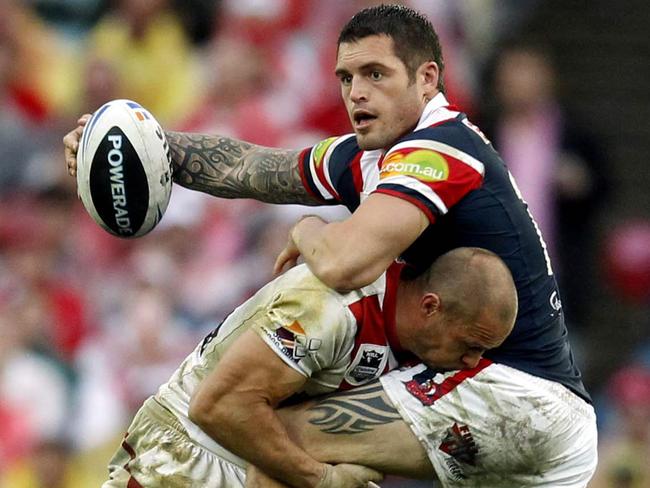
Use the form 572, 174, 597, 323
299, 93, 590, 402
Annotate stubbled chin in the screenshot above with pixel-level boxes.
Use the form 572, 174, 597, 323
355, 134, 383, 151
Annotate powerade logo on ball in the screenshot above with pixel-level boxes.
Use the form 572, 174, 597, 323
90, 127, 148, 236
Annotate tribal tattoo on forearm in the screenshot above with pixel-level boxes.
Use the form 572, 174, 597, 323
307, 383, 402, 434
165, 131, 318, 205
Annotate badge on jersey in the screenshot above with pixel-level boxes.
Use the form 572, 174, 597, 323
261, 320, 322, 364
380, 148, 450, 182
311, 136, 338, 169
344, 344, 389, 386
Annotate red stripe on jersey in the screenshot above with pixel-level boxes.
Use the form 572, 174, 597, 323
374, 188, 437, 224
405, 359, 492, 407
313, 150, 340, 201
350, 151, 364, 194
383, 262, 405, 352
347, 295, 384, 340
298, 147, 327, 202
426, 153, 483, 209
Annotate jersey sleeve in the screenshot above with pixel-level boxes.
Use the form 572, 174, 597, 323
251, 285, 355, 378
299, 134, 362, 205
375, 136, 485, 223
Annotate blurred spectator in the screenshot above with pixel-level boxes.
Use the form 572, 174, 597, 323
172, 0, 220, 45
180, 35, 281, 144
84, 0, 203, 125
30, 0, 108, 36
0, 188, 92, 364
0, 0, 86, 120
603, 220, 650, 304
590, 365, 650, 488
104, 281, 194, 412
0, 2, 59, 194
480, 42, 608, 329
0, 300, 71, 459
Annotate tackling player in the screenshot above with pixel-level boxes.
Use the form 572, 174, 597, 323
64, 4, 598, 486
101, 248, 516, 487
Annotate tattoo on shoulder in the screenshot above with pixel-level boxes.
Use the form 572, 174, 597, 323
166, 131, 318, 205
307, 382, 402, 434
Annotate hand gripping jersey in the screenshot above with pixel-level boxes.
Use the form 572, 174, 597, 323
155, 264, 412, 467
299, 93, 589, 402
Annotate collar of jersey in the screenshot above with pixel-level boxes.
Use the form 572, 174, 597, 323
415, 92, 459, 131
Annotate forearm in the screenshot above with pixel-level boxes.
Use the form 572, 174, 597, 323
291, 216, 393, 290
277, 383, 435, 479
197, 394, 325, 488
165, 131, 318, 205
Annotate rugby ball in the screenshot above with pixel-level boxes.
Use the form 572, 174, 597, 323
76, 99, 172, 238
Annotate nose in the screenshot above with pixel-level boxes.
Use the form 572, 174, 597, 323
349, 77, 368, 103
461, 352, 481, 369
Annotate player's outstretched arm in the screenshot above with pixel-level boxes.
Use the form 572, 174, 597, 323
165, 131, 319, 205
63, 116, 320, 205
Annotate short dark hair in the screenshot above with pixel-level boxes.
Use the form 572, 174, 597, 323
338, 4, 445, 93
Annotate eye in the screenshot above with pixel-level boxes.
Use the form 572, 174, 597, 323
339, 74, 352, 86
370, 71, 383, 81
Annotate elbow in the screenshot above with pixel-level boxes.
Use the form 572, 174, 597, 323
188, 393, 209, 429
188, 390, 226, 433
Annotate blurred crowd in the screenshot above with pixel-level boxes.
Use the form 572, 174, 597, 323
0, 1, 648, 487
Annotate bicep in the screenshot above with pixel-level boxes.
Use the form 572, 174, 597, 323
166, 131, 321, 205
277, 382, 435, 480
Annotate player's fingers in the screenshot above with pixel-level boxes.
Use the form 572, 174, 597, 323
63, 124, 87, 176
336, 464, 383, 486
273, 248, 298, 275
78, 113, 92, 125
319, 464, 383, 488
273, 251, 286, 275
273, 255, 296, 276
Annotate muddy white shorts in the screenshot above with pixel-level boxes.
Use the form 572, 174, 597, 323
380, 359, 598, 487
102, 397, 246, 488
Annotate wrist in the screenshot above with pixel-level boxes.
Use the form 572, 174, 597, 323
291, 461, 329, 488
313, 463, 332, 488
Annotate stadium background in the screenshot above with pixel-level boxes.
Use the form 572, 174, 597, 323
0, 0, 648, 486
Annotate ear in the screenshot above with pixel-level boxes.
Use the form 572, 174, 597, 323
420, 292, 441, 317
419, 61, 439, 100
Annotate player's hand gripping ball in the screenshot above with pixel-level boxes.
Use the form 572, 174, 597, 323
76, 99, 172, 238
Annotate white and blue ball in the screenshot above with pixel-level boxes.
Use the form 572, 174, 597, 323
76, 99, 172, 238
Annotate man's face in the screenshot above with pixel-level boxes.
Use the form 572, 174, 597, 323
410, 312, 509, 371
336, 35, 428, 150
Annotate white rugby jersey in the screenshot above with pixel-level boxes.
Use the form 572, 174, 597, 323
155, 263, 411, 465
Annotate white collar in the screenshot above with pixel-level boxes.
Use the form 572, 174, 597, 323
415, 92, 458, 130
